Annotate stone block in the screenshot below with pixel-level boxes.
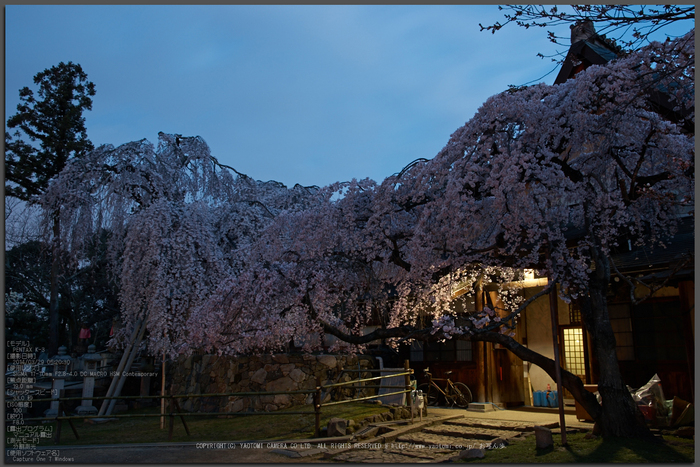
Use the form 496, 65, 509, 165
265, 376, 295, 393
267, 368, 283, 381
75, 406, 98, 416
459, 449, 485, 459
272, 354, 290, 364
251, 368, 267, 385
289, 368, 306, 383
534, 425, 554, 449
230, 399, 245, 413
490, 437, 509, 448
468, 402, 495, 412
274, 394, 291, 406
280, 363, 295, 375
318, 355, 337, 368
327, 417, 347, 437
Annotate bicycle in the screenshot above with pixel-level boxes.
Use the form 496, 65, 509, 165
417, 367, 472, 408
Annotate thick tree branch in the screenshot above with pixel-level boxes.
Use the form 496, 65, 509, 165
466, 331, 602, 420
319, 317, 603, 422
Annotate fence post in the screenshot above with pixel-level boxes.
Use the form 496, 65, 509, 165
404, 360, 414, 424
52, 389, 80, 443
160, 349, 166, 430
314, 376, 322, 438
168, 395, 175, 441
53, 389, 63, 444
171, 394, 191, 436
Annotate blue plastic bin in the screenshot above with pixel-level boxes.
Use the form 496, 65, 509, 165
547, 390, 558, 407
533, 390, 543, 407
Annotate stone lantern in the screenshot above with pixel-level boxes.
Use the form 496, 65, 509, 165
44, 346, 72, 417
76, 345, 102, 415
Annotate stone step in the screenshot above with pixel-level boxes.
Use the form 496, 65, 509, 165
445, 419, 559, 432
467, 402, 497, 412
423, 425, 521, 441
368, 419, 412, 427
396, 431, 491, 449
551, 427, 589, 435
383, 445, 449, 461
332, 448, 440, 464
332, 440, 455, 464
354, 426, 379, 440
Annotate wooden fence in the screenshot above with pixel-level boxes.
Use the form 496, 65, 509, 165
19, 362, 415, 443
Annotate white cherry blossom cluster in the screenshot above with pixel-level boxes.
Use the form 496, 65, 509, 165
38, 32, 693, 358
430, 315, 464, 340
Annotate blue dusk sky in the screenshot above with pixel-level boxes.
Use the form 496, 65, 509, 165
4, 5, 694, 188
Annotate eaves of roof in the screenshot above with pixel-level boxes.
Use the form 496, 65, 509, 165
554, 39, 618, 84
583, 40, 618, 63
610, 217, 695, 275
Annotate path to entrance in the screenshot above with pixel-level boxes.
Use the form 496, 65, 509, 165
6, 407, 593, 463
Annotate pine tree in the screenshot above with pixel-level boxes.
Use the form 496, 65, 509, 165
5, 61, 96, 355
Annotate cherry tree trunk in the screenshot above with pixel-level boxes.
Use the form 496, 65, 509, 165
97, 315, 148, 416
104, 320, 147, 416
581, 245, 653, 439
48, 210, 61, 356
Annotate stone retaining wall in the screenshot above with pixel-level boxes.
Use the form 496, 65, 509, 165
167, 353, 378, 413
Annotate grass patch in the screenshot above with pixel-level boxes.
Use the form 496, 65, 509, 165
27, 403, 390, 447
460, 432, 694, 463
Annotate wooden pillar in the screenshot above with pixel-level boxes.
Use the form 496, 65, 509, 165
548, 280, 567, 445
475, 276, 487, 402
404, 360, 414, 424
161, 351, 166, 429
314, 377, 322, 438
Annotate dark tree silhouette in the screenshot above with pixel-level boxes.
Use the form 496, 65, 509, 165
5, 61, 96, 355
480, 5, 694, 58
